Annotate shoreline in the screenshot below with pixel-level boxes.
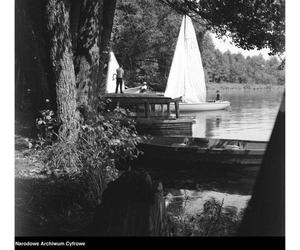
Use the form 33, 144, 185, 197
154, 83, 284, 95
206, 83, 284, 91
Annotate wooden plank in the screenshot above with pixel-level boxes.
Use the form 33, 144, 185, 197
105, 93, 168, 99
174, 101, 179, 118
166, 103, 170, 117
108, 99, 171, 105
104, 93, 172, 104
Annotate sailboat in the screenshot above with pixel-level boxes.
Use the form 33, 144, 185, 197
106, 51, 142, 94
164, 15, 230, 112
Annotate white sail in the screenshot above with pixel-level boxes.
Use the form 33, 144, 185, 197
164, 15, 206, 103
106, 51, 125, 93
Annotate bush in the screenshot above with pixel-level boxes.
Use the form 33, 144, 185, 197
16, 99, 143, 235
42, 100, 142, 196
35, 109, 60, 146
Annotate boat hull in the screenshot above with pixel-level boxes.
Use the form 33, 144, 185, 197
134, 137, 267, 169
171, 101, 230, 112
123, 86, 141, 94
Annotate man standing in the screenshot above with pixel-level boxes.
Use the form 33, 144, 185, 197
115, 65, 124, 93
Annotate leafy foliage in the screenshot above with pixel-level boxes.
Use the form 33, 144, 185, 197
157, 0, 285, 55
35, 109, 60, 146
16, 99, 143, 235
112, 0, 182, 90
42, 98, 142, 186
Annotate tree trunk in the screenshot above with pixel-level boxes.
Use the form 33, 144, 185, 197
89, 171, 173, 236
74, 0, 103, 107
96, 0, 117, 97
47, 0, 79, 142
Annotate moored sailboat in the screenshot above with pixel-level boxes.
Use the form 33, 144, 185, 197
164, 15, 230, 112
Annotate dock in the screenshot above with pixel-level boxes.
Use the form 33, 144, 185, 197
104, 93, 194, 136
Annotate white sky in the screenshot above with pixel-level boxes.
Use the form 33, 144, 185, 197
211, 33, 272, 60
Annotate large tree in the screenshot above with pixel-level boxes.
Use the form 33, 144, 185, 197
16, 0, 118, 140
46, 0, 80, 141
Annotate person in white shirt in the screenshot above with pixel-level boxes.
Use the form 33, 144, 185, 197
140, 82, 147, 93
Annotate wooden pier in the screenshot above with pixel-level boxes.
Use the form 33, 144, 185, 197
104, 93, 193, 136
104, 93, 180, 118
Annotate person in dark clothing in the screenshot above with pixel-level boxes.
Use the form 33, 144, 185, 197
215, 90, 221, 101
115, 65, 124, 93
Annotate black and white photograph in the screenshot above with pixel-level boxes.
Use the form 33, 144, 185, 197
5, 0, 293, 248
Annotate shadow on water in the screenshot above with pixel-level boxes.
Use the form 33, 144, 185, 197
142, 165, 259, 196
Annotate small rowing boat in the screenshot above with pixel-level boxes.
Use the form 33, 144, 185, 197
136, 136, 267, 168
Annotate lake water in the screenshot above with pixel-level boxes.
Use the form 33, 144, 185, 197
192, 89, 284, 141
165, 88, 284, 236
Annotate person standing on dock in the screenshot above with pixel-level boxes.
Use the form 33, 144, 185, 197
115, 65, 124, 94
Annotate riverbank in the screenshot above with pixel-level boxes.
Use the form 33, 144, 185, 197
15, 138, 173, 236
15, 135, 244, 236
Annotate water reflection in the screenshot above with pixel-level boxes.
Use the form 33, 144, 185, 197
191, 89, 283, 141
